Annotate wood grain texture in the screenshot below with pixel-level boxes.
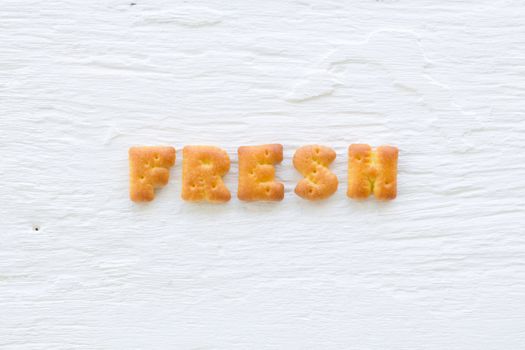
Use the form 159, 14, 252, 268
1, 0, 525, 349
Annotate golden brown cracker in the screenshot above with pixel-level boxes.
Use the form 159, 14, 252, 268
181, 146, 231, 203
237, 144, 284, 201
129, 146, 176, 202
347, 144, 398, 200
293, 145, 338, 200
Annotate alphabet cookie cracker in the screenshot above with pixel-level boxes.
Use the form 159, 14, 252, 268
347, 144, 398, 200
129, 146, 176, 202
238, 144, 284, 201
293, 145, 338, 200
181, 146, 231, 203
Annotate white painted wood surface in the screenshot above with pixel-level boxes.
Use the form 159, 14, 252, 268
1, 0, 525, 348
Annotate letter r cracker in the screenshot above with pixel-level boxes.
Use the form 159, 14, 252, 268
181, 146, 231, 203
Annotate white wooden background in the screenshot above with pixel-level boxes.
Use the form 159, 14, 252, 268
1, 0, 525, 349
